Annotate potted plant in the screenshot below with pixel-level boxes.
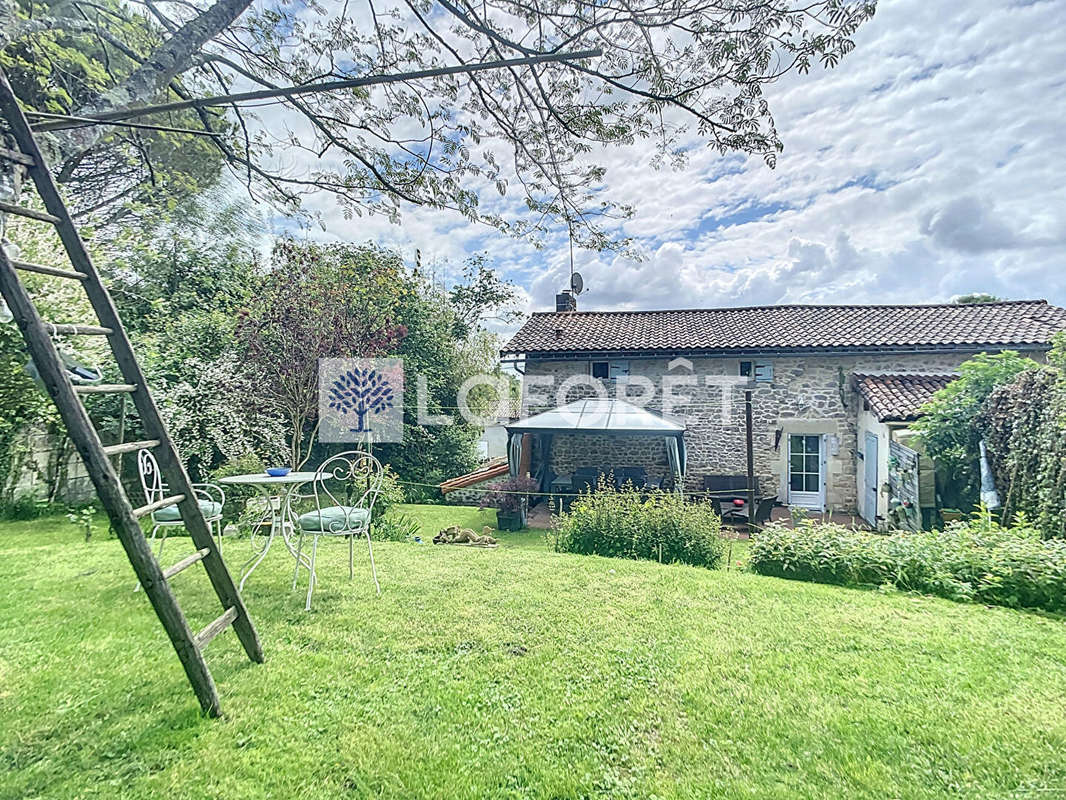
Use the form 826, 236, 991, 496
480, 476, 538, 531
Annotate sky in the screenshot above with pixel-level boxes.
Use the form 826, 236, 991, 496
270, 0, 1066, 325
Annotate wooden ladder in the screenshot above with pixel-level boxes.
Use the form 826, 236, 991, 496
0, 68, 263, 717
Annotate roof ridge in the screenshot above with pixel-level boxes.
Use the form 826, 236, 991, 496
528, 300, 1051, 316
854, 371, 959, 378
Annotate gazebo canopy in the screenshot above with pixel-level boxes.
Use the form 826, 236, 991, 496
505, 399, 686, 490
505, 399, 685, 435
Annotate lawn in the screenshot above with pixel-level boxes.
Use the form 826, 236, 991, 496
2, 507, 1065, 799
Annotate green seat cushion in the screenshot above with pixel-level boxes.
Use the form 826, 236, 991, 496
298, 506, 371, 532
153, 499, 222, 522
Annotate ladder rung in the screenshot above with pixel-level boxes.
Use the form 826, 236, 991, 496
73, 383, 136, 394
196, 607, 238, 650
102, 439, 160, 456
163, 548, 210, 580
0, 199, 60, 224
0, 146, 34, 166
133, 493, 185, 519
45, 323, 113, 336
10, 259, 86, 281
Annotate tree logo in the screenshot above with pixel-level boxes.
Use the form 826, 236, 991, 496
327, 367, 395, 432
319, 358, 404, 443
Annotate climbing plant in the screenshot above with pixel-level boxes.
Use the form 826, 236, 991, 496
912, 351, 1039, 512
978, 348, 1066, 538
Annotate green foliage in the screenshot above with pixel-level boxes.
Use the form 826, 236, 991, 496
0, 494, 52, 520
209, 453, 267, 526
371, 511, 421, 543
65, 505, 97, 542
750, 516, 1066, 612
953, 293, 1003, 304
912, 351, 1038, 510
2, 0, 229, 226
373, 466, 406, 519
551, 481, 724, 568
978, 364, 1066, 537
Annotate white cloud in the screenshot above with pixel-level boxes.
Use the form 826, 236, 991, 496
245, 0, 1066, 324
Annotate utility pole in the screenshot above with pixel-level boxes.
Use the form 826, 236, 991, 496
745, 388, 756, 535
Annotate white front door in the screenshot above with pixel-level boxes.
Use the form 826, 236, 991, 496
787, 434, 826, 510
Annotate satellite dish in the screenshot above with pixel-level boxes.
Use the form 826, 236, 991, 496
570, 271, 584, 295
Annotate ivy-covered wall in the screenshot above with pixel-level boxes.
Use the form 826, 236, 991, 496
1, 424, 95, 506
979, 367, 1066, 538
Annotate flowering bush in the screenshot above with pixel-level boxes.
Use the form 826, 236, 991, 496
550, 480, 723, 568
479, 476, 538, 514
749, 513, 1066, 612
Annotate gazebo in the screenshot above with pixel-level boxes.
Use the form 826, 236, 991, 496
505, 398, 686, 493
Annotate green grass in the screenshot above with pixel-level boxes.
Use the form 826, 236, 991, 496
393, 503, 549, 550
2, 507, 1066, 799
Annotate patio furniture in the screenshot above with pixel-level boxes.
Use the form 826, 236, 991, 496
721, 495, 778, 528
293, 450, 384, 610
217, 470, 319, 591
136, 449, 226, 591
702, 473, 759, 499
615, 466, 647, 487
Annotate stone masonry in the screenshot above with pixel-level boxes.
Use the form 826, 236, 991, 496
521, 351, 977, 512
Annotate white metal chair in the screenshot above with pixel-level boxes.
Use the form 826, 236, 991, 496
135, 449, 225, 590
293, 450, 383, 610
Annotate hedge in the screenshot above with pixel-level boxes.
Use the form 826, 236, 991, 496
749, 519, 1066, 612
550, 483, 724, 568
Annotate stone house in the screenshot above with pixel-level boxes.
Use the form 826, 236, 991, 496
501, 300, 1066, 524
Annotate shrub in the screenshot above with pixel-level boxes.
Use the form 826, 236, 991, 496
978, 365, 1066, 538
479, 476, 538, 514
374, 466, 406, 517
209, 452, 267, 525
371, 511, 421, 542
911, 350, 1039, 511
749, 515, 1066, 612
550, 481, 724, 568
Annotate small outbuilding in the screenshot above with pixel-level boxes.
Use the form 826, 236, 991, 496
853, 373, 955, 530
504, 399, 687, 495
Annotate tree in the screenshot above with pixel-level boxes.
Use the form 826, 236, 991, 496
953, 293, 1004, 305
446, 253, 522, 337
235, 240, 409, 467
2, 0, 877, 250
0, 0, 228, 228
912, 351, 1039, 511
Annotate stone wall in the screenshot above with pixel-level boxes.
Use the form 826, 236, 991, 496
521, 351, 985, 513
549, 433, 669, 481
2, 424, 95, 506
443, 476, 503, 506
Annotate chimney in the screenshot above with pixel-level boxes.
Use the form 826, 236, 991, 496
556, 290, 576, 312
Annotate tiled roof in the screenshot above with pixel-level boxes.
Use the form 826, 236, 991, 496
854, 373, 957, 422
439, 457, 508, 494
502, 301, 1066, 355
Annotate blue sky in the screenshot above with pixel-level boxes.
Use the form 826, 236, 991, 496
277, 0, 1066, 327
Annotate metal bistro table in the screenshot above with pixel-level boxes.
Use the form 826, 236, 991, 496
219, 471, 319, 591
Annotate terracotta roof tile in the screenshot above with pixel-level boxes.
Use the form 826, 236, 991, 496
854, 373, 957, 422
502, 301, 1066, 355
439, 457, 508, 494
